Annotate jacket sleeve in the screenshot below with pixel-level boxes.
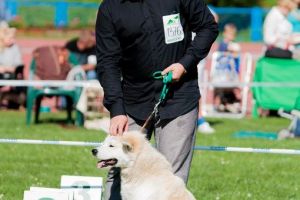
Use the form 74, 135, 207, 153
178, 0, 219, 72
96, 3, 125, 118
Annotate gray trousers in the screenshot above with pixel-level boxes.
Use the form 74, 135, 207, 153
104, 107, 198, 200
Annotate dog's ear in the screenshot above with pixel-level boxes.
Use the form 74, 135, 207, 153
122, 142, 133, 153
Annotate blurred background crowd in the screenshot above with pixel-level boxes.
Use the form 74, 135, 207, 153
0, 0, 300, 137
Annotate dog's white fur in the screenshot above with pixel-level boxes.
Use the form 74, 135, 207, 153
93, 131, 196, 200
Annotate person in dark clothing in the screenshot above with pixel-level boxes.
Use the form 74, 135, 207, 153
96, 0, 218, 199
65, 30, 97, 79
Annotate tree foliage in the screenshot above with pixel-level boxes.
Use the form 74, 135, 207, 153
23, 0, 276, 7
206, 0, 276, 7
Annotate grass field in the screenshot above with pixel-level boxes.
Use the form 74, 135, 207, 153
0, 111, 300, 199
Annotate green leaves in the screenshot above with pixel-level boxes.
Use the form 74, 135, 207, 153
207, 0, 275, 7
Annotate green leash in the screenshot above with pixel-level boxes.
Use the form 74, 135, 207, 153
152, 71, 173, 102
141, 71, 173, 130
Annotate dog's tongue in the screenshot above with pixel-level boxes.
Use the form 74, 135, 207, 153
97, 161, 105, 168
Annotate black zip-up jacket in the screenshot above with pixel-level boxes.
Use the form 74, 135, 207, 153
96, 0, 218, 120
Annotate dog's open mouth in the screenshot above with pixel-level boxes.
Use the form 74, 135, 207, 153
97, 159, 118, 168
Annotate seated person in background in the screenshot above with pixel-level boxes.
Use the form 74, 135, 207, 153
288, 0, 300, 50
0, 22, 23, 78
32, 46, 74, 81
218, 24, 238, 52
65, 30, 96, 80
0, 22, 25, 109
263, 0, 300, 59
218, 23, 241, 77
213, 24, 242, 113
30, 45, 85, 114
214, 43, 241, 83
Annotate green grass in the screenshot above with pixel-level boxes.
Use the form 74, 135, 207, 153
0, 111, 300, 199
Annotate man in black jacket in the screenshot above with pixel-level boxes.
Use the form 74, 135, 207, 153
96, 0, 218, 199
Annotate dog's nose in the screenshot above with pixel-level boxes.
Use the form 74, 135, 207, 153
92, 149, 98, 156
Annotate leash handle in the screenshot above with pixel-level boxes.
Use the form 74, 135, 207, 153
152, 71, 164, 79
153, 71, 172, 102
163, 72, 173, 84
153, 71, 173, 83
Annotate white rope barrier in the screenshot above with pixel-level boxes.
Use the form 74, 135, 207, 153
0, 138, 100, 147
0, 80, 101, 88
194, 146, 300, 155
0, 80, 300, 88
1, 138, 300, 155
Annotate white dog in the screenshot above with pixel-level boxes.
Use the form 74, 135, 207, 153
92, 131, 196, 200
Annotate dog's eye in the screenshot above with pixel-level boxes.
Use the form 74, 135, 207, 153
109, 145, 114, 148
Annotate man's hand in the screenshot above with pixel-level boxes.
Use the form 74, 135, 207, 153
161, 63, 187, 82
110, 115, 128, 136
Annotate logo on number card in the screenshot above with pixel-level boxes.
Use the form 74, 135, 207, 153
163, 13, 184, 44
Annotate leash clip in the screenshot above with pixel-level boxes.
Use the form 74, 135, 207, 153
141, 71, 172, 131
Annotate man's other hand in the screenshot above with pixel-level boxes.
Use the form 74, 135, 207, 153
110, 115, 128, 136
161, 63, 187, 82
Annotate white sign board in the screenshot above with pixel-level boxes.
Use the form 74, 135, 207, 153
29, 187, 73, 200
23, 190, 69, 200
60, 175, 103, 200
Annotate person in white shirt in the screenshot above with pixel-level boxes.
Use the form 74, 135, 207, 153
0, 22, 23, 75
0, 22, 24, 108
263, 0, 300, 58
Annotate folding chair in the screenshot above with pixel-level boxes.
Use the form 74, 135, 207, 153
26, 46, 85, 126
200, 51, 253, 119
278, 94, 300, 139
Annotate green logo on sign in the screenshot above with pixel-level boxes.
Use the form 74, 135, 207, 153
167, 19, 174, 25
167, 15, 179, 25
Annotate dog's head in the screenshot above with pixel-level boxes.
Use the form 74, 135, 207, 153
92, 131, 145, 169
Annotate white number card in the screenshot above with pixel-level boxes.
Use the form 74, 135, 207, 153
163, 13, 184, 44
30, 187, 73, 200
60, 175, 103, 200
23, 190, 69, 200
